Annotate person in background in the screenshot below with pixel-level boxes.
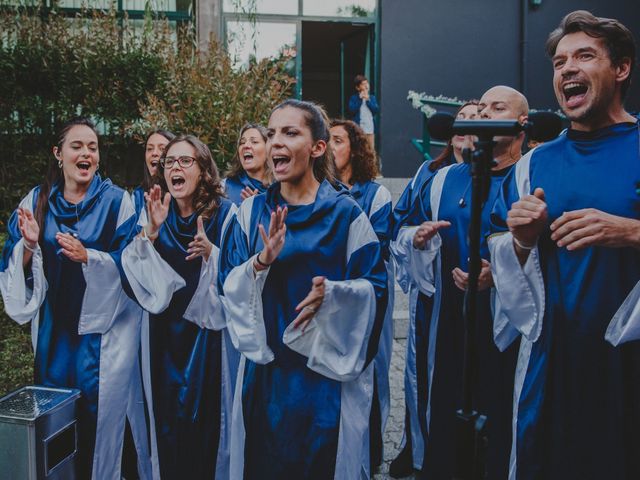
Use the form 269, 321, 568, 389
330, 118, 393, 475
348, 75, 379, 152
132, 129, 175, 217
224, 123, 272, 205
387, 100, 478, 478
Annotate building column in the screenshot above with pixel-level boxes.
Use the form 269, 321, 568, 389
196, 0, 223, 51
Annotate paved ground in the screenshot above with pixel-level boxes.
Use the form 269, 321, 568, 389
372, 287, 417, 480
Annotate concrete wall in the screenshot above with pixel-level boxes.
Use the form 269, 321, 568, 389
379, 0, 640, 177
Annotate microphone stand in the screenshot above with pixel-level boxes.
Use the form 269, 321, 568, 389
453, 136, 496, 480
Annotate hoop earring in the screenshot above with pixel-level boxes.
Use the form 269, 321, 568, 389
57, 160, 62, 169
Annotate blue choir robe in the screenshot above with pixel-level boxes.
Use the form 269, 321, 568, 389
223, 172, 269, 206
389, 159, 446, 469
131, 185, 146, 218
0, 175, 150, 480
121, 197, 237, 479
219, 180, 388, 480
349, 180, 394, 473
488, 121, 640, 480
393, 162, 518, 479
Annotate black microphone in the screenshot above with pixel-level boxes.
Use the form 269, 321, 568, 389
427, 112, 522, 140
527, 111, 564, 142
427, 111, 563, 142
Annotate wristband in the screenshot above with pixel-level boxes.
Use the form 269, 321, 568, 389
255, 252, 272, 268
513, 236, 536, 251
143, 224, 159, 241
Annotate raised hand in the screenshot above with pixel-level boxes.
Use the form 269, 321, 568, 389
507, 187, 547, 249
255, 205, 287, 270
18, 208, 39, 250
413, 220, 451, 249
240, 186, 259, 201
292, 276, 326, 332
550, 208, 640, 251
186, 215, 214, 261
452, 259, 494, 291
56, 232, 88, 263
144, 184, 171, 237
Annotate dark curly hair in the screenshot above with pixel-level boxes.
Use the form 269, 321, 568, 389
154, 134, 225, 219
329, 119, 378, 184
224, 123, 273, 184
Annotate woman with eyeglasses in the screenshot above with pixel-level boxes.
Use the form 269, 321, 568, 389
121, 134, 236, 478
219, 100, 388, 479
123, 128, 176, 479
223, 123, 273, 205
0, 117, 149, 479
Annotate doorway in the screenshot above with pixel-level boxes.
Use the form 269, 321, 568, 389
301, 21, 374, 119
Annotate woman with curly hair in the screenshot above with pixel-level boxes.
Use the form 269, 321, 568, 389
224, 123, 273, 205
121, 134, 236, 478
329, 118, 394, 474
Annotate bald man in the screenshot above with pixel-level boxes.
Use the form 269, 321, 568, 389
391, 85, 527, 479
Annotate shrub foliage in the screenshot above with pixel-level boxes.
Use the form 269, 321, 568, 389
0, 7, 294, 394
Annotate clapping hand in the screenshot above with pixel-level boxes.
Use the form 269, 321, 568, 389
186, 215, 214, 261
452, 259, 494, 291
240, 186, 259, 201
293, 276, 326, 332
255, 205, 287, 270
18, 207, 39, 251
144, 185, 171, 238
56, 232, 88, 264
507, 187, 547, 249
413, 221, 451, 249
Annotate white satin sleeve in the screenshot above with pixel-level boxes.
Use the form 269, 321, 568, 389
0, 238, 47, 325
282, 278, 376, 382
183, 245, 225, 330
488, 231, 545, 351
121, 235, 186, 314
390, 226, 441, 297
221, 255, 274, 364
79, 249, 135, 335
605, 280, 640, 346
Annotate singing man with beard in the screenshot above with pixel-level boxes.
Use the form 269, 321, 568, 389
489, 10, 640, 480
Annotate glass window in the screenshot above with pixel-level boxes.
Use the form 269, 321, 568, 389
226, 20, 297, 68
122, 0, 178, 10
57, 0, 113, 8
223, 0, 298, 15
303, 0, 376, 17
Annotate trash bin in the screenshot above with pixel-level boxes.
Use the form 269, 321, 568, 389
0, 386, 81, 479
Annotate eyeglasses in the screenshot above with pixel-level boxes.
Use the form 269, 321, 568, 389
160, 155, 195, 169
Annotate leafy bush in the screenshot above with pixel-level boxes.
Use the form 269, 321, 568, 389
0, 6, 294, 393
0, 6, 294, 225
0, 231, 33, 396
